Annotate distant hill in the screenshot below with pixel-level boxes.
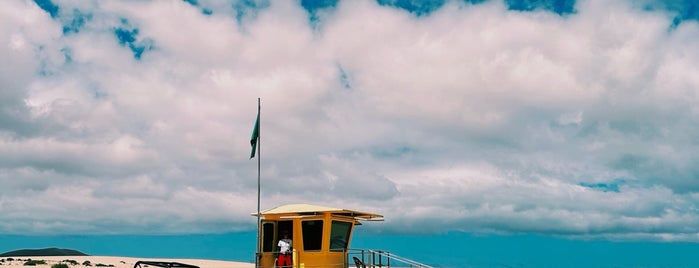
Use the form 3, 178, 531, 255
0, 247, 88, 257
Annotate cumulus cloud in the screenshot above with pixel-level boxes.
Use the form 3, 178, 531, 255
1, 0, 699, 241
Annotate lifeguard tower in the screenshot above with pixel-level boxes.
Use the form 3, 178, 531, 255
253, 204, 384, 268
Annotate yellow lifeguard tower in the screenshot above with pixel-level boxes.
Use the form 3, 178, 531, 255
253, 204, 384, 268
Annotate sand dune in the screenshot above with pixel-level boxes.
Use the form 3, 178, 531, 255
0, 256, 253, 268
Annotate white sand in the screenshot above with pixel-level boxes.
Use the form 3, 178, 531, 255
0, 256, 253, 268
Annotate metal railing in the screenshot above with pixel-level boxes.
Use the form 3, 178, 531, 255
254, 249, 433, 268
348, 249, 434, 268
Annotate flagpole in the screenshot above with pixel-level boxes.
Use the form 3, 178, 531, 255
256, 98, 261, 267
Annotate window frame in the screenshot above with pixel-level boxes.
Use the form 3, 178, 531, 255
329, 220, 353, 252
301, 219, 324, 251
261, 221, 276, 253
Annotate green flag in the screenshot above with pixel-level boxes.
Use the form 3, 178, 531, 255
250, 112, 259, 159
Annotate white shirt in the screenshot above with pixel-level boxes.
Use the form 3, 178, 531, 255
278, 238, 292, 254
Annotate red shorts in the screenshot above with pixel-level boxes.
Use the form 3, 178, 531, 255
277, 253, 292, 267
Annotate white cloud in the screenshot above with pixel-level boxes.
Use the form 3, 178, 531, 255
2, 0, 699, 241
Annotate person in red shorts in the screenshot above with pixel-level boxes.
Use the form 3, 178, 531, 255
276, 230, 292, 267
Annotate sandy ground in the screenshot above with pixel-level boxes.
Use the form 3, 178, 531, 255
0, 256, 254, 268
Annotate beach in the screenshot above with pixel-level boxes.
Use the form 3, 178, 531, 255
0, 256, 253, 268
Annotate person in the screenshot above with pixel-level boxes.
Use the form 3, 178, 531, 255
276, 230, 292, 267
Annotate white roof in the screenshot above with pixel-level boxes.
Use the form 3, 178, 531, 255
252, 203, 384, 221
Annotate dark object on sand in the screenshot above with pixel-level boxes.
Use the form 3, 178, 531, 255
352, 257, 366, 268
133, 261, 199, 268
0, 248, 88, 257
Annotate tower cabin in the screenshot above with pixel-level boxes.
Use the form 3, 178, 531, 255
253, 204, 384, 268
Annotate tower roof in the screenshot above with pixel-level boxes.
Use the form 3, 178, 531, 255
252, 203, 384, 221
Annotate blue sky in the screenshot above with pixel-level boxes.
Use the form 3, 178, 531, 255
2, 0, 699, 266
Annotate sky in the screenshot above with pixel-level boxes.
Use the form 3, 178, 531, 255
2, 0, 699, 266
